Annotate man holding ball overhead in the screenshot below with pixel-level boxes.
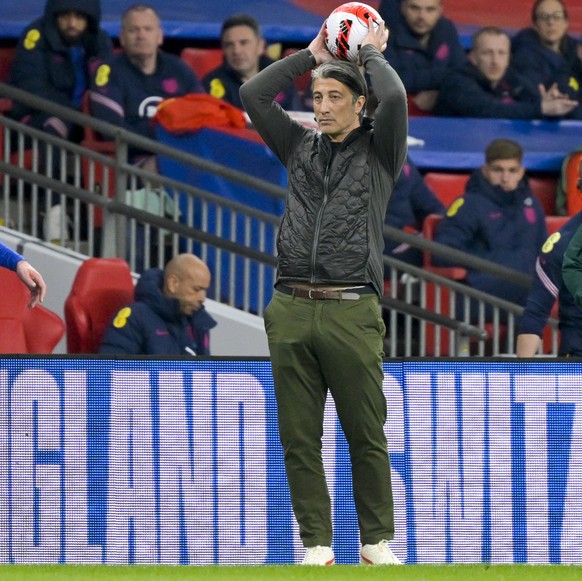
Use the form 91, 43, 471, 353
240, 3, 407, 567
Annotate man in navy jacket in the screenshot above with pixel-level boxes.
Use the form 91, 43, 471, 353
99, 254, 217, 356
203, 14, 299, 111
379, 0, 466, 113
90, 4, 203, 150
517, 212, 582, 357
434, 138, 548, 313
436, 26, 580, 118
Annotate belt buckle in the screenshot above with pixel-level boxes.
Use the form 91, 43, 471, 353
308, 288, 316, 299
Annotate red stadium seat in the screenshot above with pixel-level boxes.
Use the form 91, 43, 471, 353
565, 152, 582, 216
423, 172, 470, 209
529, 175, 558, 216
64, 257, 134, 354
180, 47, 223, 80
0, 269, 64, 354
422, 213, 468, 280
545, 215, 568, 235
0, 47, 15, 112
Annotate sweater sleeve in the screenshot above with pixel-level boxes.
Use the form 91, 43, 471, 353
0, 242, 24, 271
518, 255, 559, 337
361, 44, 408, 179
239, 49, 313, 165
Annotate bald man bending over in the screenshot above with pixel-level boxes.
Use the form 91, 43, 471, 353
99, 253, 217, 355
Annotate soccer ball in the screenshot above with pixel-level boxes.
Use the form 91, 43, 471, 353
325, 2, 381, 62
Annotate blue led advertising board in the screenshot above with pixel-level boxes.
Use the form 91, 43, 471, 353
0, 358, 580, 565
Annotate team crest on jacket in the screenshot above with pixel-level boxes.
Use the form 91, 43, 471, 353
209, 78, 226, 99
162, 78, 179, 94
542, 232, 561, 254
24, 29, 41, 50
113, 307, 132, 328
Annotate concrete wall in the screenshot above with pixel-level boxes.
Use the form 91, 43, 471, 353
0, 227, 269, 356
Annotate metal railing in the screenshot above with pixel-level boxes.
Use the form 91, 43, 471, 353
0, 81, 560, 355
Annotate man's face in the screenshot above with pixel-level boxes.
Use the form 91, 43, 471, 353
313, 77, 364, 143
120, 9, 163, 61
482, 158, 525, 192
470, 33, 510, 85
221, 25, 265, 80
56, 11, 88, 45
401, 0, 442, 38
167, 269, 211, 316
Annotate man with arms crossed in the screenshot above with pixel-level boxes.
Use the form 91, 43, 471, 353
240, 17, 407, 566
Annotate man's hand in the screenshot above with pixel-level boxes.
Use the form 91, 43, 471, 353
539, 84, 578, 117
360, 17, 389, 55
413, 90, 439, 112
16, 260, 47, 308
307, 22, 336, 66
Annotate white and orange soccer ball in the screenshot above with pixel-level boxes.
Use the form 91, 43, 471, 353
324, 2, 381, 62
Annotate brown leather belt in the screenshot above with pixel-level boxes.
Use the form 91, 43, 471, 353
276, 284, 375, 301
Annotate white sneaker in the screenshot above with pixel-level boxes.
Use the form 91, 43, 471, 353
301, 545, 335, 566
360, 540, 401, 565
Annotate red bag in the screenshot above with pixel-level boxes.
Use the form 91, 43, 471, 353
155, 93, 246, 133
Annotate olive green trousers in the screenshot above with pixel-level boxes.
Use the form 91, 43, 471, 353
264, 289, 394, 547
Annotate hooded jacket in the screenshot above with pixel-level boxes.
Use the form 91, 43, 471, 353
380, 0, 467, 93
10, 0, 113, 125
434, 170, 548, 305
99, 268, 217, 356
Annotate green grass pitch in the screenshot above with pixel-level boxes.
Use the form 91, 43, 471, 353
2, 565, 582, 581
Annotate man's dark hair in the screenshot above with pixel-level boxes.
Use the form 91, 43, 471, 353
312, 61, 368, 119
221, 14, 262, 39
485, 138, 523, 164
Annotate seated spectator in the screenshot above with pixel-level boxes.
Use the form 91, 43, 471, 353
9, 0, 113, 241
10, 0, 112, 140
512, 0, 582, 103
90, 3, 203, 152
385, 157, 445, 267
379, 0, 466, 113
90, 3, 205, 270
203, 14, 300, 111
435, 26, 580, 119
99, 253, 217, 355
433, 139, 548, 315
517, 211, 582, 356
